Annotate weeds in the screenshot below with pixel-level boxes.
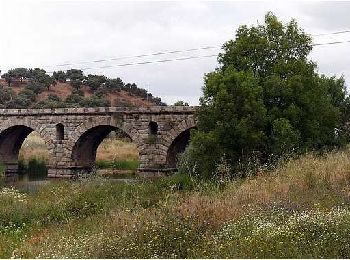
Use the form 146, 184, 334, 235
96, 159, 139, 170
3, 151, 350, 258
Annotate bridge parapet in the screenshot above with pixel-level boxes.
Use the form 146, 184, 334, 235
0, 106, 197, 116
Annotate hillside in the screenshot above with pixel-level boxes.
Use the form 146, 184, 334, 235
0, 79, 159, 108
0, 68, 165, 108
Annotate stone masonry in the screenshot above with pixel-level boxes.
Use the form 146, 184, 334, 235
0, 106, 196, 178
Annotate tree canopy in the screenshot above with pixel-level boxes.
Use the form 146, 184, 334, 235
186, 12, 349, 179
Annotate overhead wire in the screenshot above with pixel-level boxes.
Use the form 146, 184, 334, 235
3, 30, 350, 73
44, 39, 350, 73
44, 29, 350, 69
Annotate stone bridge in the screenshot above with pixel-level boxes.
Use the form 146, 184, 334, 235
0, 106, 197, 178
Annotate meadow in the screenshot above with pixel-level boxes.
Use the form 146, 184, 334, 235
2, 146, 350, 257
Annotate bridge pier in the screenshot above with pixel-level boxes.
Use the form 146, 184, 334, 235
137, 167, 177, 178
47, 166, 96, 179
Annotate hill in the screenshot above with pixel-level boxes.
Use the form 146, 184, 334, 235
0, 68, 165, 108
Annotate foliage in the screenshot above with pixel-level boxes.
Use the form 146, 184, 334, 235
52, 71, 67, 83
188, 12, 349, 179
84, 74, 107, 91
95, 159, 139, 170
174, 100, 189, 106
18, 158, 47, 178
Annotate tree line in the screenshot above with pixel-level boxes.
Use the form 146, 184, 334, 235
0, 68, 165, 108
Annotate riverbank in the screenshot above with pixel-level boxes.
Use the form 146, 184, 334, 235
2, 150, 350, 258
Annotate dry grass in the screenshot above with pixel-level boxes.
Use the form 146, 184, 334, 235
19, 132, 50, 162
96, 138, 139, 161
5, 150, 350, 258
173, 151, 350, 228
19, 132, 139, 162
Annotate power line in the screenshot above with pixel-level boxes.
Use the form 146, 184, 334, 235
44, 29, 350, 69
47, 53, 218, 73
40, 29, 350, 70
4, 33, 350, 74
313, 39, 350, 46
45, 39, 350, 73
313, 30, 350, 37
47, 46, 220, 69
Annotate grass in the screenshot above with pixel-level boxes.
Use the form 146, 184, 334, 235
96, 159, 139, 170
18, 132, 140, 176
18, 158, 47, 178
1, 150, 350, 257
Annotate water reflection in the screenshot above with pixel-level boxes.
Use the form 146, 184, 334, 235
4, 173, 50, 193
2, 171, 139, 193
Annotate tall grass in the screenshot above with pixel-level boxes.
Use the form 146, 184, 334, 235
2, 151, 350, 258
18, 158, 47, 178
96, 159, 139, 170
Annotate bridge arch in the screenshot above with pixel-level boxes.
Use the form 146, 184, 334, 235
164, 118, 197, 168
0, 120, 54, 175
71, 124, 139, 168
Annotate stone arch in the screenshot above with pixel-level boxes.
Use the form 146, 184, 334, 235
70, 118, 139, 147
0, 119, 54, 175
164, 117, 197, 168
71, 124, 138, 168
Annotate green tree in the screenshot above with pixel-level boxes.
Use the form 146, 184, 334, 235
106, 78, 124, 92
187, 12, 348, 179
174, 101, 189, 106
84, 74, 107, 91
53, 71, 67, 83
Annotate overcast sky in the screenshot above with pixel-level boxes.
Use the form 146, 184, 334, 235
0, 1, 349, 105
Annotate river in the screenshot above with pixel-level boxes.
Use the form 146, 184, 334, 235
2, 170, 139, 193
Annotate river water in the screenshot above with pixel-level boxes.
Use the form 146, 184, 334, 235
2, 171, 139, 193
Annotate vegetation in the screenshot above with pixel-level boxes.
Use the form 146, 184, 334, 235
18, 158, 47, 179
174, 100, 189, 106
96, 159, 139, 171
0, 150, 349, 257
0, 68, 166, 108
187, 12, 349, 179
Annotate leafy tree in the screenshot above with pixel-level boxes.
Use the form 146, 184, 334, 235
66, 69, 85, 90
1, 72, 12, 87
70, 79, 82, 90
187, 12, 348, 179
106, 78, 124, 92
84, 74, 107, 91
53, 71, 67, 83
65, 93, 84, 104
0, 86, 15, 107
18, 89, 36, 103
26, 81, 45, 94
174, 101, 189, 106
